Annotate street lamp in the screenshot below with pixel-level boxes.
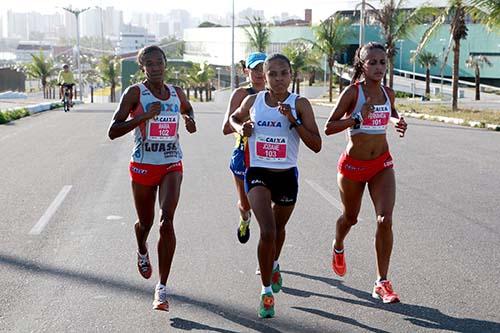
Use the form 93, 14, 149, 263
216, 67, 221, 90
230, 0, 235, 91
62, 6, 90, 102
410, 50, 417, 98
354, 0, 376, 46
397, 39, 404, 71
439, 38, 446, 95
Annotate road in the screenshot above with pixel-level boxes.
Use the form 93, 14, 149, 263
0, 99, 499, 332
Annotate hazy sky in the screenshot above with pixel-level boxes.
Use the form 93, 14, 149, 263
1, 0, 446, 23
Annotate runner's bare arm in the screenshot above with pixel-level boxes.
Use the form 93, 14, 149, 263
229, 95, 255, 137
385, 87, 407, 137
324, 85, 358, 135
176, 86, 196, 133
294, 97, 322, 153
222, 88, 248, 135
108, 86, 159, 140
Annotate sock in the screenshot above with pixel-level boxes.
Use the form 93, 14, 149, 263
273, 260, 279, 270
157, 282, 166, 289
261, 285, 272, 295
241, 211, 251, 223
376, 278, 387, 284
334, 248, 344, 254
138, 251, 148, 258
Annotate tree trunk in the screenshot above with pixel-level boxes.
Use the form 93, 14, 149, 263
194, 87, 198, 99
425, 67, 431, 99
329, 66, 333, 102
111, 84, 116, 103
309, 70, 315, 86
475, 67, 480, 101
452, 38, 460, 111
292, 72, 297, 93
199, 87, 203, 102
187, 87, 190, 100
338, 72, 343, 94
296, 78, 300, 95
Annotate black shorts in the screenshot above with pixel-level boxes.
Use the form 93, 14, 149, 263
62, 83, 74, 89
244, 167, 299, 206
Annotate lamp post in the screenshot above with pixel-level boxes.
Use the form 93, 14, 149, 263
216, 67, 221, 90
62, 6, 90, 101
439, 38, 446, 95
230, 0, 235, 91
397, 39, 404, 71
410, 50, 416, 98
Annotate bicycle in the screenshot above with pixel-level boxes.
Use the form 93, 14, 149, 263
62, 84, 73, 112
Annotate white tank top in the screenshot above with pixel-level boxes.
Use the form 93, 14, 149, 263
129, 83, 183, 165
348, 83, 392, 136
246, 91, 300, 169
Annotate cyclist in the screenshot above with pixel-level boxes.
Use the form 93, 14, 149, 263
222, 52, 266, 243
58, 64, 75, 106
107, 45, 196, 312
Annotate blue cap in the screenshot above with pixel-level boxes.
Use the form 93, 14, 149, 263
246, 52, 267, 69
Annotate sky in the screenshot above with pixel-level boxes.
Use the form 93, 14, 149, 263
1, 0, 447, 23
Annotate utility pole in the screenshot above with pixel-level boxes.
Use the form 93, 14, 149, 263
359, 0, 366, 46
230, 0, 235, 91
62, 6, 90, 101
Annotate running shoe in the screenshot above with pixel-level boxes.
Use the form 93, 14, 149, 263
332, 249, 346, 277
372, 280, 400, 304
137, 249, 152, 279
153, 284, 169, 311
271, 265, 283, 293
237, 212, 251, 244
258, 292, 275, 318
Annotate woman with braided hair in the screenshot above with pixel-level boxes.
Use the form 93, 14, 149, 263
324, 42, 407, 303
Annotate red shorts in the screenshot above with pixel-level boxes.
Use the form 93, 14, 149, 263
337, 151, 393, 182
129, 161, 183, 186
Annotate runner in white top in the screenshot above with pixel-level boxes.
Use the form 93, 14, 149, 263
230, 53, 321, 318
108, 45, 196, 312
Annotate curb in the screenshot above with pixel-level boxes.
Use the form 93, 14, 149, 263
401, 111, 500, 131
0, 100, 84, 114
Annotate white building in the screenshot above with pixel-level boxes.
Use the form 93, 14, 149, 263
15, 41, 53, 63
117, 32, 156, 55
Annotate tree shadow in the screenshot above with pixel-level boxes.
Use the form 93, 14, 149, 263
282, 270, 500, 333
170, 317, 239, 333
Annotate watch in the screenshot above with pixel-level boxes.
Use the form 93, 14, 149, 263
290, 117, 302, 129
352, 113, 363, 128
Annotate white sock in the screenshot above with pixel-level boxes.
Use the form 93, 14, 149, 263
137, 251, 148, 258
157, 282, 166, 289
261, 285, 272, 294
334, 248, 344, 254
273, 260, 279, 270
241, 211, 251, 223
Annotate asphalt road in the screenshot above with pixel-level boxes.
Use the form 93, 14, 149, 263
0, 99, 499, 332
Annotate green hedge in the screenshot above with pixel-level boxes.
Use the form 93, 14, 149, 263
0, 108, 30, 124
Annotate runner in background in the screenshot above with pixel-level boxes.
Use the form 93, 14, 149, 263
222, 52, 267, 243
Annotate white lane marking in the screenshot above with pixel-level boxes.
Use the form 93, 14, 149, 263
305, 179, 343, 211
305, 179, 364, 222
106, 215, 123, 220
29, 185, 72, 235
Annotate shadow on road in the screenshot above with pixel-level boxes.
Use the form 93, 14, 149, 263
170, 317, 239, 332
0, 253, 324, 333
283, 270, 500, 333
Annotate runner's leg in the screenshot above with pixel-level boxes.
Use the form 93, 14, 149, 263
131, 181, 157, 255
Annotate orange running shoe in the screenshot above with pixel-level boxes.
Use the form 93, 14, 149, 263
258, 292, 275, 318
372, 280, 400, 304
332, 249, 346, 277
137, 250, 152, 279
153, 283, 169, 312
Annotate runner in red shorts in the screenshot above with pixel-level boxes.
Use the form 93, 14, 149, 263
108, 45, 196, 312
324, 42, 407, 304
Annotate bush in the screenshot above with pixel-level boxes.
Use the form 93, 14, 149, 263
0, 108, 30, 124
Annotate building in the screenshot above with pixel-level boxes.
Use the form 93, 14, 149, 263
117, 32, 156, 55
15, 41, 53, 63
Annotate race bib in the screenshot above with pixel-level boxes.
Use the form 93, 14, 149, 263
361, 105, 390, 130
147, 114, 178, 141
255, 135, 287, 162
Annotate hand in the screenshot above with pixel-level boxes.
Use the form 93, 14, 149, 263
360, 97, 375, 119
278, 102, 295, 123
395, 116, 407, 137
183, 115, 197, 133
240, 120, 254, 137
144, 101, 161, 120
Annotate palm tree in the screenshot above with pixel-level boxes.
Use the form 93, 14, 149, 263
98, 55, 120, 102
24, 52, 56, 98
470, 0, 500, 28
313, 14, 352, 102
282, 40, 311, 95
369, 0, 431, 88
465, 55, 493, 100
417, 51, 439, 99
245, 16, 271, 52
416, 0, 490, 110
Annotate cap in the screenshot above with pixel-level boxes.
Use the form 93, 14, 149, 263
246, 52, 267, 69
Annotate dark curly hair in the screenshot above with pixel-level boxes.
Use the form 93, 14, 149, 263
350, 42, 386, 84
137, 45, 167, 66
